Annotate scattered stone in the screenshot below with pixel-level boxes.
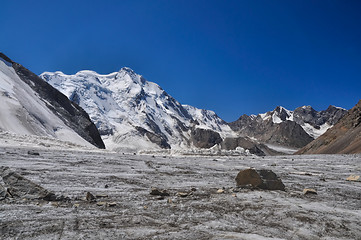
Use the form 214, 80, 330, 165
235, 168, 285, 191
346, 175, 360, 182
96, 201, 107, 206
150, 187, 170, 196
232, 193, 237, 197
191, 187, 197, 192
176, 192, 190, 197
108, 202, 117, 207
167, 198, 173, 204
73, 203, 80, 208
105, 184, 109, 189
86, 192, 96, 202
216, 189, 225, 194
96, 194, 109, 198
27, 150, 40, 156
303, 188, 317, 195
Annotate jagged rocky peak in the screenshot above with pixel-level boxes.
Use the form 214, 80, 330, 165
297, 99, 361, 154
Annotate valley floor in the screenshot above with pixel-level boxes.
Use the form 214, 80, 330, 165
0, 146, 360, 239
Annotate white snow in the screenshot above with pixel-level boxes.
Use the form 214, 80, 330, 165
0, 59, 94, 148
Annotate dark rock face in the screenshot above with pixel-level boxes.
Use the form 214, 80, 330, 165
0, 53, 105, 149
190, 128, 222, 148
297, 100, 361, 154
235, 168, 285, 191
264, 121, 314, 148
136, 126, 171, 149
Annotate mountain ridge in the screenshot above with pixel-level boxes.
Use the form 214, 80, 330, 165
0, 52, 105, 149
41, 67, 347, 154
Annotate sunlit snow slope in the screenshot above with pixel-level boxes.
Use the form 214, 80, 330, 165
0, 56, 94, 148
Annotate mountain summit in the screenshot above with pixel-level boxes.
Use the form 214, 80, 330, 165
41, 68, 233, 152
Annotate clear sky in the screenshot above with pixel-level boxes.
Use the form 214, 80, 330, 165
1, 0, 361, 122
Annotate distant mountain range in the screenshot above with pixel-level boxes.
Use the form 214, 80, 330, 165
40, 66, 347, 154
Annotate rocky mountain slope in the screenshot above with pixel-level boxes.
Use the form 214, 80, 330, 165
0, 53, 105, 149
229, 106, 347, 148
41, 69, 235, 152
297, 99, 361, 154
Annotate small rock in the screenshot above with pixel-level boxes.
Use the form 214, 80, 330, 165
176, 192, 190, 197
191, 187, 197, 192
73, 203, 80, 208
108, 202, 116, 207
86, 192, 96, 202
96, 194, 109, 198
167, 198, 173, 204
235, 168, 285, 191
303, 188, 317, 195
216, 189, 225, 194
232, 193, 237, 197
105, 184, 109, 189
346, 175, 360, 182
150, 187, 170, 196
96, 201, 107, 206
27, 150, 40, 156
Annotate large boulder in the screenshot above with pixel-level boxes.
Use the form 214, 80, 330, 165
235, 169, 285, 191
0, 166, 65, 201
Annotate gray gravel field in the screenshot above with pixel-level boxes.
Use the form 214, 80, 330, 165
0, 146, 360, 239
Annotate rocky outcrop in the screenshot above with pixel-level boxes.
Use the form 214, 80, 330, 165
0, 53, 105, 149
296, 100, 361, 154
0, 166, 66, 201
135, 126, 171, 149
190, 128, 222, 148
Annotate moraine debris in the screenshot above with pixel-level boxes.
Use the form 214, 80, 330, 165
150, 187, 170, 196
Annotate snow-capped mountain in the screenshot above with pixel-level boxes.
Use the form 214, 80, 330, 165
0, 53, 104, 149
41, 68, 232, 152
229, 105, 347, 148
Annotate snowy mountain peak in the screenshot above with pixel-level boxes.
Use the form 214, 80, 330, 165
41, 68, 234, 152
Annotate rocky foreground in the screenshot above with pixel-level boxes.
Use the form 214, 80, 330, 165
0, 146, 360, 239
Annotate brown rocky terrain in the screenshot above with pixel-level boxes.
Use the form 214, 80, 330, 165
297, 100, 361, 154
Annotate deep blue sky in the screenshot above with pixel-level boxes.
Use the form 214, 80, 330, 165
1, 0, 361, 121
